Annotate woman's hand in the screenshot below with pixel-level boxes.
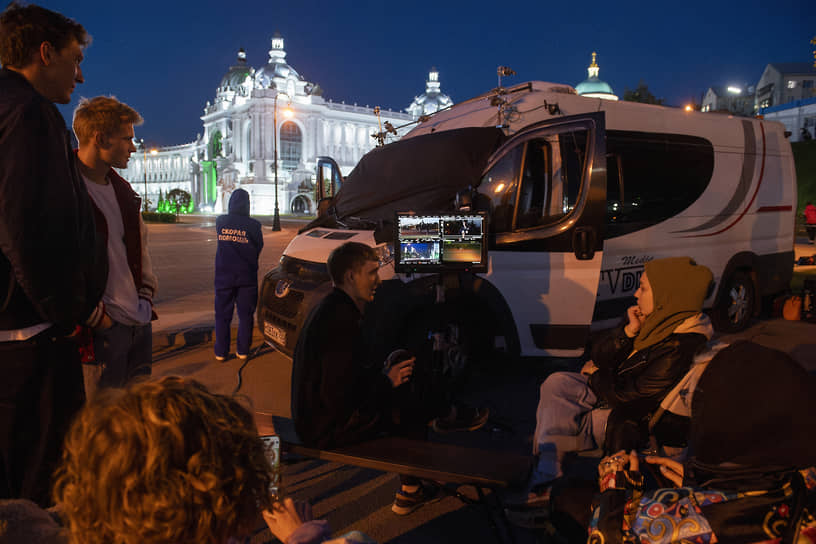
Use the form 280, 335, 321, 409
581, 360, 598, 376
598, 450, 638, 476
625, 306, 645, 337
262, 498, 309, 543
644, 456, 684, 487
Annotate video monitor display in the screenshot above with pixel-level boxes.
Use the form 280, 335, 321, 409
395, 212, 487, 273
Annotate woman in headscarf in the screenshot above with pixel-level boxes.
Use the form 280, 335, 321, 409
514, 257, 714, 512
588, 341, 816, 543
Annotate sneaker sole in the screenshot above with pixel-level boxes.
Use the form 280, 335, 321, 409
391, 488, 443, 515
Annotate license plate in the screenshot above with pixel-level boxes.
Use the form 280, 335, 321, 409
264, 322, 287, 346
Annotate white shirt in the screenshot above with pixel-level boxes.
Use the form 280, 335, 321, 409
83, 174, 151, 325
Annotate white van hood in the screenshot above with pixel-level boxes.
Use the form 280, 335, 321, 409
283, 228, 380, 263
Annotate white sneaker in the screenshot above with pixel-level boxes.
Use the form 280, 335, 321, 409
237, 353, 248, 360
215, 355, 226, 361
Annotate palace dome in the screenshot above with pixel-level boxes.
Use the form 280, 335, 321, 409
406, 68, 453, 119
254, 33, 303, 89
218, 48, 252, 93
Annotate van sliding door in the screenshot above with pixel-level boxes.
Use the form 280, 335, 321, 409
478, 113, 606, 357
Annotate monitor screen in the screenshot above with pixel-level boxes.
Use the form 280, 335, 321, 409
394, 212, 487, 273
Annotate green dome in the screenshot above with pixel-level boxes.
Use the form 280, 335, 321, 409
575, 52, 617, 99
576, 77, 615, 96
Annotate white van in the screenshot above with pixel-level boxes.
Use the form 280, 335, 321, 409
259, 81, 795, 360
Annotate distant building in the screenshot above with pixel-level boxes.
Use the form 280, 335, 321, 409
575, 52, 618, 101
753, 63, 816, 143
760, 96, 816, 142
701, 85, 755, 116
754, 63, 816, 111
119, 34, 447, 215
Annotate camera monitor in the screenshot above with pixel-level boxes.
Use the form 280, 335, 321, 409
394, 212, 487, 273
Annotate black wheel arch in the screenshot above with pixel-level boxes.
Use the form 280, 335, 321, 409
713, 252, 759, 317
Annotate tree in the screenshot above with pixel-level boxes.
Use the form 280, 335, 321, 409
623, 81, 665, 105
166, 189, 192, 217
812, 36, 815, 67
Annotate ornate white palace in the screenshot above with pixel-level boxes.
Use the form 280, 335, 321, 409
118, 33, 452, 215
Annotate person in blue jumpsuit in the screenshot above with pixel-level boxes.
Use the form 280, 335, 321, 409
214, 189, 263, 360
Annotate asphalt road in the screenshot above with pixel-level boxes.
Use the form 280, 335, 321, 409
146, 221, 816, 543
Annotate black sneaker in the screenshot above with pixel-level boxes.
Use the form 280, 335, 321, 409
391, 482, 442, 515
431, 404, 489, 433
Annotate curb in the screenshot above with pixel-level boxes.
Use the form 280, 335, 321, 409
152, 326, 214, 354
151, 326, 269, 356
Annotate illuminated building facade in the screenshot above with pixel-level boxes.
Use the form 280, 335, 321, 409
119, 34, 451, 214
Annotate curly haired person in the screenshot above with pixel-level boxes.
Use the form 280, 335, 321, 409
0, 377, 375, 544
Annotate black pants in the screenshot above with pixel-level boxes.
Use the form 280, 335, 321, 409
807, 225, 816, 242
0, 333, 85, 506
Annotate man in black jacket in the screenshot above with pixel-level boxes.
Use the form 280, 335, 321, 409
0, 3, 107, 506
294, 242, 449, 514
292, 242, 414, 449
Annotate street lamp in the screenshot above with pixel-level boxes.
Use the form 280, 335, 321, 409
140, 139, 158, 211
272, 93, 293, 231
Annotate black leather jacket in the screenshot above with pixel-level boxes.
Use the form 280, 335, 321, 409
588, 321, 708, 410
0, 68, 106, 333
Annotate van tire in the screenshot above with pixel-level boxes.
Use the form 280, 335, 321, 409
711, 271, 755, 333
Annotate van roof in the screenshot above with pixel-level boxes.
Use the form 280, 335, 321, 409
404, 81, 788, 153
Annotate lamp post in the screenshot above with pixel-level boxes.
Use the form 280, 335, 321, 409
141, 138, 148, 211
140, 139, 158, 211
271, 93, 293, 231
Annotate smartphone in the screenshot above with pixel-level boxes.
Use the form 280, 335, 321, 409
260, 435, 281, 499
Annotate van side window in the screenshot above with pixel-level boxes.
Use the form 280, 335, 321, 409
516, 129, 589, 230
605, 131, 714, 239
479, 146, 522, 233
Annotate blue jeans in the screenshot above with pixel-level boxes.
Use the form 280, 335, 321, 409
93, 321, 152, 389
530, 372, 609, 489
214, 285, 258, 357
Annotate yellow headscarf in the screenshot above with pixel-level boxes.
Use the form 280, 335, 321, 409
633, 257, 713, 352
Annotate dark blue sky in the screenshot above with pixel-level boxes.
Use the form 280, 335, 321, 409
39, 0, 816, 146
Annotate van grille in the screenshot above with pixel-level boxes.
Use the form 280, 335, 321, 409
263, 288, 304, 320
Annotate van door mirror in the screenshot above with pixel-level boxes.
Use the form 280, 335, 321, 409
572, 226, 596, 260
316, 156, 344, 200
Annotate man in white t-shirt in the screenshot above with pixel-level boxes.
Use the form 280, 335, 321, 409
73, 96, 158, 389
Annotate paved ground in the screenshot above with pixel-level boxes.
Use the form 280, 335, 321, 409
144, 222, 816, 543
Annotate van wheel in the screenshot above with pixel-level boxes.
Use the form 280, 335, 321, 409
711, 271, 755, 333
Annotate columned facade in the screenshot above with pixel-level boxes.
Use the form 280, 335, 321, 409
117, 34, 445, 215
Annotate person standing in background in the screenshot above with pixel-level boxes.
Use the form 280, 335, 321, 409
214, 189, 263, 360
74, 96, 158, 391
804, 201, 816, 244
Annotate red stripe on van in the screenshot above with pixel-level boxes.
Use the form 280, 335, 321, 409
685, 123, 767, 238
756, 205, 792, 213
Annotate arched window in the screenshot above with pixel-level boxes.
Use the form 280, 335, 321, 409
280, 121, 302, 171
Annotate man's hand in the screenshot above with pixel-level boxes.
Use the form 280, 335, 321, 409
581, 360, 598, 376
644, 455, 684, 487
262, 497, 308, 543
386, 357, 415, 388
96, 313, 113, 331
625, 306, 645, 337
